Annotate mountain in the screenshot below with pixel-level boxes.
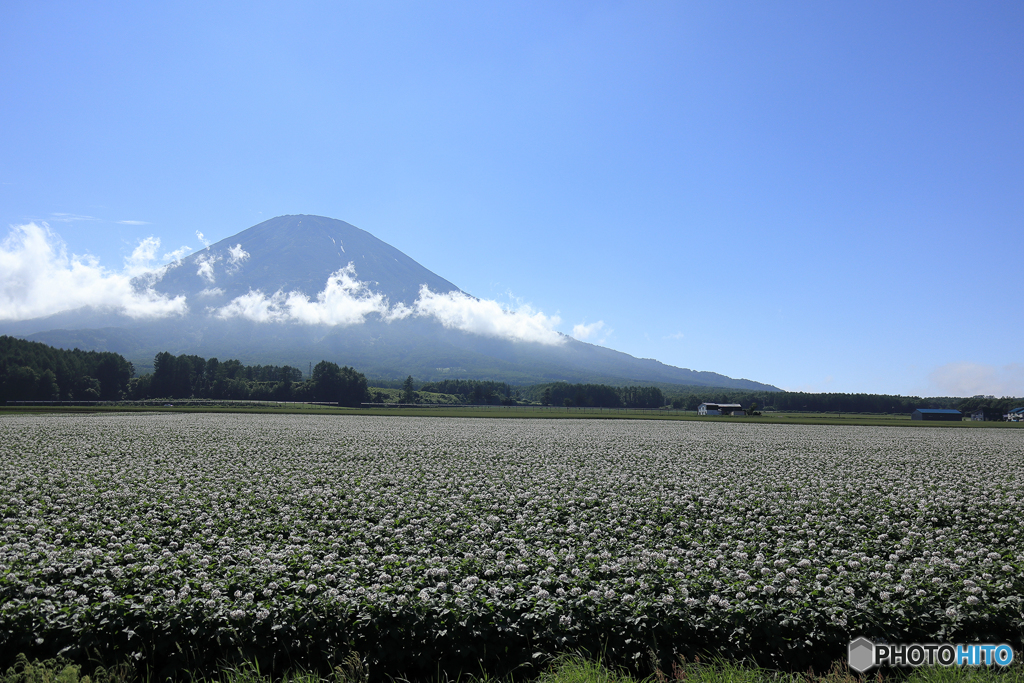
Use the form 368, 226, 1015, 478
154, 214, 461, 307
2, 215, 779, 391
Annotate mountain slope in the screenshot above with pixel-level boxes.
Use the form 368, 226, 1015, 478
3, 215, 780, 391
155, 215, 461, 307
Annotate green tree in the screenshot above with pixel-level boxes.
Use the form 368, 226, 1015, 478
402, 375, 416, 404
74, 376, 101, 400
4, 366, 39, 400
312, 361, 343, 402
36, 369, 60, 400
278, 365, 294, 401
312, 361, 368, 406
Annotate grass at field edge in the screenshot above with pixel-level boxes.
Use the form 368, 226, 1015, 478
5, 653, 1023, 683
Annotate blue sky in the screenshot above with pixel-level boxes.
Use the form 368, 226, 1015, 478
2, 1, 1021, 397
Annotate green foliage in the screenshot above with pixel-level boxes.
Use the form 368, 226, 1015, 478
656, 388, 1023, 416
3, 652, 1022, 683
312, 361, 369, 406
0, 653, 131, 683
0, 336, 133, 402
402, 375, 416, 403
525, 382, 666, 409
419, 379, 515, 405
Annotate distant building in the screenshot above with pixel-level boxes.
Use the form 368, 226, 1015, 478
1006, 407, 1024, 422
971, 407, 1002, 421
698, 402, 744, 416
912, 408, 963, 421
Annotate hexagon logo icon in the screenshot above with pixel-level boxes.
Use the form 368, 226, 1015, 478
848, 637, 875, 673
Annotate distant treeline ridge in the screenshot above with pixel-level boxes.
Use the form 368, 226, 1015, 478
2, 337, 1020, 415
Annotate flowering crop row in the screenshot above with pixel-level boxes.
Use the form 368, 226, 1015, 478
1, 414, 1022, 678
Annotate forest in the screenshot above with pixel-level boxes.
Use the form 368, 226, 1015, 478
3, 336, 1020, 416
138, 352, 367, 406
0, 338, 368, 407
0, 335, 133, 401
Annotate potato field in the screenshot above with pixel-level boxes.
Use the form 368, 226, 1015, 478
1, 414, 1022, 679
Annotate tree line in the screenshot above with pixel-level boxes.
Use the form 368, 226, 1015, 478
137, 352, 367, 406
1, 336, 133, 401
1, 338, 369, 407
663, 389, 1019, 415
526, 382, 666, 409
4, 336, 1020, 414
418, 379, 521, 405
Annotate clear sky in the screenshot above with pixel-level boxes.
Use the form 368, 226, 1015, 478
2, 1, 1021, 397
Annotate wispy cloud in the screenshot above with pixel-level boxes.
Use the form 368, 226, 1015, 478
162, 245, 192, 263
196, 231, 213, 248
665, 331, 685, 340
0, 222, 187, 320
572, 320, 604, 341
49, 213, 100, 223
118, 220, 150, 225
226, 244, 249, 274
228, 244, 248, 263
195, 253, 221, 283
928, 362, 1024, 397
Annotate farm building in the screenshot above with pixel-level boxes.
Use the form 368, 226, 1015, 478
971, 407, 1002, 421
698, 402, 744, 416
912, 408, 963, 421
1006, 407, 1024, 422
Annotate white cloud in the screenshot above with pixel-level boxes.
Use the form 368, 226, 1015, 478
126, 236, 162, 272
228, 243, 249, 264
413, 286, 564, 345
118, 220, 149, 225
196, 231, 213, 248
226, 243, 249, 274
0, 227, 574, 344
49, 213, 99, 223
0, 222, 187, 320
162, 245, 192, 263
928, 362, 1024, 397
665, 331, 685, 340
212, 266, 566, 344
572, 320, 605, 341
195, 253, 221, 283
213, 263, 388, 325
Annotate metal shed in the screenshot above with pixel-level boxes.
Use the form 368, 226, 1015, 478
912, 408, 963, 421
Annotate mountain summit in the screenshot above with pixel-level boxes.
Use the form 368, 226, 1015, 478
155, 215, 460, 307
4, 215, 778, 391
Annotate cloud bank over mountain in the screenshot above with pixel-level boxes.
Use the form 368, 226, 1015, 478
0, 222, 566, 345
0, 223, 188, 320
